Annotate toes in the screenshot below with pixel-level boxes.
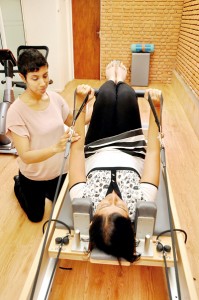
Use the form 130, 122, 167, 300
119, 62, 127, 71
106, 62, 114, 70
112, 60, 121, 66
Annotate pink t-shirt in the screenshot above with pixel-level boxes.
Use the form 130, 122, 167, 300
6, 91, 69, 180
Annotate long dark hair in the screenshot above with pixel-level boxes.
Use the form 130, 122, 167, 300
89, 213, 139, 263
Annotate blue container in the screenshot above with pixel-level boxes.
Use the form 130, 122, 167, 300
130, 44, 154, 53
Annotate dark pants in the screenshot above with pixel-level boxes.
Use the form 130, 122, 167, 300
14, 171, 67, 222
85, 80, 142, 145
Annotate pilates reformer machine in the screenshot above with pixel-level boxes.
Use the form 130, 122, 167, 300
19, 89, 198, 300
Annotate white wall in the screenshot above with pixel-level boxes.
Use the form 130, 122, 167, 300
0, 0, 25, 57
21, 0, 74, 92
0, 0, 26, 100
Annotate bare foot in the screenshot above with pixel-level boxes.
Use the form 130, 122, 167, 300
106, 62, 116, 82
116, 62, 127, 83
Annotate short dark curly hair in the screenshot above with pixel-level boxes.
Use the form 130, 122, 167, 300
89, 213, 139, 263
17, 48, 48, 78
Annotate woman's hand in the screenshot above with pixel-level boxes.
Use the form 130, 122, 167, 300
52, 128, 80, 154
144, 88, 162, 108
76, 84, 95, 103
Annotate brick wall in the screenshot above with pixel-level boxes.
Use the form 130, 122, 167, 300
100, 0, 184, 84
176, 0, 199, 98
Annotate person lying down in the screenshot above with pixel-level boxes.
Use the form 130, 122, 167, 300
69, 61, 161, 263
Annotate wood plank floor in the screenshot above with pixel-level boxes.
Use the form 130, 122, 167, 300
0, 80, 198, 299
49, 261, 169, 300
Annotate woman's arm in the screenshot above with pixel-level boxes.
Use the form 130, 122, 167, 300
64, 109, 74, 127
11, 128, 80, 164
140, 89, 161, 187
68, 85, 94, 188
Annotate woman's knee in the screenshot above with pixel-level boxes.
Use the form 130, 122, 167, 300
25, 202, 45, 222
27, 211, 44, 223
97, 81, 116, 104
117, 84, 137, 101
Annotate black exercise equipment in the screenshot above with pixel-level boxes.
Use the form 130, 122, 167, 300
0, 49, 17, 154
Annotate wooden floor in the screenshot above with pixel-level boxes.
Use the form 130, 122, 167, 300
0, 80, 198, 299
49, 261, 169, 300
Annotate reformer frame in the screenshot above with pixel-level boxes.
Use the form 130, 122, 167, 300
19, 90, 198, 300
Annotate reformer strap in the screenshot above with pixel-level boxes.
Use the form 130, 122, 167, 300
64, 90, 91, 159
73, 88, 90, 124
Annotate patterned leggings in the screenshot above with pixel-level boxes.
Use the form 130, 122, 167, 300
85, 80, 142, 145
